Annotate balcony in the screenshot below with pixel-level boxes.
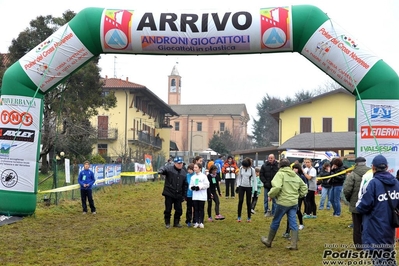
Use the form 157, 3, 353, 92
129, 130, 162, 149
97, 128, 118, 140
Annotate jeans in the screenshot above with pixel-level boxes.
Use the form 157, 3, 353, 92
329, 186, 343, 216
270, 203, 298, 232
263, 187, 276, 214
319, 187, 331, 210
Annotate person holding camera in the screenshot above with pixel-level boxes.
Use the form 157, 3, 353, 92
236, 158, 257, 222
189, 163, 210, 229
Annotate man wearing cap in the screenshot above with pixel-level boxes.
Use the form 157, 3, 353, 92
356, 155, 399, 265
158, 157, 188, 229
343, 157, 370, 250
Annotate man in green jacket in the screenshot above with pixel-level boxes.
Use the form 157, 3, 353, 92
343, 157, 370, 250
261, 158, 308, 250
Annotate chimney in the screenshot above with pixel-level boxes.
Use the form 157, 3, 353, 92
126, 77, 129, 82
105, 75, 108, 79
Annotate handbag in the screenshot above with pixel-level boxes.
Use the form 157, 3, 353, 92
380, 180, 399, 228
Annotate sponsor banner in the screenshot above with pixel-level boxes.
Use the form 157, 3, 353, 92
144, 154, 153, 172
301, 21, 379, 92
78, 164, 121, 187
356, 100, 399, 174
100, 7, 293, 54
19, 24, 94, 93
0, 96, 41, 193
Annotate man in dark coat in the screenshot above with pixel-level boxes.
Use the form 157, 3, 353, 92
260, 154, 279, 217
343, 157, 370, 250
158, 157, 188, 228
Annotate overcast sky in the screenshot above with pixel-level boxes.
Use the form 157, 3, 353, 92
1, 0, 398, 133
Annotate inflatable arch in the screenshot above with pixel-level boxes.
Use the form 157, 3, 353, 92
1, 5, 398, 216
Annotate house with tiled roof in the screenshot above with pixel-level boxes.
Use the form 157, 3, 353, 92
270, 88, 356, 156
90, 76, 178, 164
167, 65, 249, 158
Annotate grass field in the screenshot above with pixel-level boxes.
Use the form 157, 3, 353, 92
0, 180, 397, 265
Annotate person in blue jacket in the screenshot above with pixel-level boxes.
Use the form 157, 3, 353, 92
185, 163, 195, 227
78, 160, 97, 214
356, 154, 399, 265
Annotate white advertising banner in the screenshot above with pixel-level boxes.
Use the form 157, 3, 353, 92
356, 100, 399, 175
19, 24, 94, 93
301, 21, 380, 92
100, 7, 294, 55
0, 96, 41, 193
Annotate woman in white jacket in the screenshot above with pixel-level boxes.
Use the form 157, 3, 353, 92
236, 157, 257, 222
190, 163, 210, 228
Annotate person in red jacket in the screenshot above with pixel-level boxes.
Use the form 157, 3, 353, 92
222, 156, 239, 199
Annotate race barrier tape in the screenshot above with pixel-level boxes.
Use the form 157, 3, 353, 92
316, 165, 355, 180
38, 172, 157, 193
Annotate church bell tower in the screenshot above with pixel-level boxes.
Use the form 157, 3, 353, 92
168, 64, 181, 105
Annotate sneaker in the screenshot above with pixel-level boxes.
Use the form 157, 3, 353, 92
231, 197, 235, 199
247, 218, 251, 223
333, 215, 340, 217
282, 233, 290, 238
92, 212, 96, 215
251, 209, 255, 214
311, 215, 317, 219
298, 224, 305, 230
265, 211, 272, 217
348, 224, 353, 228
187, 222, 191, 227
199, 223, 204, 229
193, 223, 199, 228
165, 224, 171, 229
208, 217, 213, 222
237, 217, 241, 222
215, 214, 225, 220
225, 197, 229, 199
82, 212, 87, 215
303, 214, 312, 219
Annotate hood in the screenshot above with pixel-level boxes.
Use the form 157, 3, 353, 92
278, 167, 297, 178
374, 171, 397, 186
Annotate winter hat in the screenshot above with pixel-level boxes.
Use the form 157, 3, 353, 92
354, 157, 366, 163
371, 155, 388, 168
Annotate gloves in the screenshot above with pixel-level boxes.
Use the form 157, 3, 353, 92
253, 191, 257, 197
195, 186, 200, 191
235, 186, 240, 193
191, 186, 196, 191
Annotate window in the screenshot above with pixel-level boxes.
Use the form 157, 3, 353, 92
174, 122, 180, 131
323, 118, 332, 132
220, 122, 225, 132
98, 144, 107, 156
348, 118, 355, 131
300, 117, 311, 133
197, 122, 202, 132
98, 116, 108, 139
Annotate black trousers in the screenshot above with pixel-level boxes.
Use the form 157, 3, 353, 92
237, 186, 252, 219
185, 197, 193, 224
352, 212, 362, 250
304, 190, 317, 215
207, 193, 220, 217
225, 179, 236, 197
193, 200, 205, 224
164, 195, 182, 223
80, 189, 96, 213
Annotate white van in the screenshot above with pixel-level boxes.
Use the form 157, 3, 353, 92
280, 149, 339, 171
